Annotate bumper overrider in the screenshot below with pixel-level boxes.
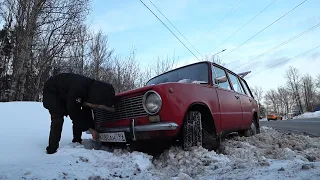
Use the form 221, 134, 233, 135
95, 119, 179, 142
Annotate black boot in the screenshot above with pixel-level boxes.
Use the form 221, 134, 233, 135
46, 112, 64, 154
72, 121, 82, 144
46, 146, 57, 154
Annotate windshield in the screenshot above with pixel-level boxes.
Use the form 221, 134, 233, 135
146, 62, 209, 85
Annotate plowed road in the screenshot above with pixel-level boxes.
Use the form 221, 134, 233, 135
260, 118, 320, 137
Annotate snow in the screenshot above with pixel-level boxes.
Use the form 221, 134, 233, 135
177, 79, 208, 84
178, 79, 191, 83
190, 80, 208, 84
260, 117, 267, 121
0, 102, 320, 180
293, 111, 320, 119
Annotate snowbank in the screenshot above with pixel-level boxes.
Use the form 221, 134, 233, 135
293, 111, 320, 119
0, 102, 155, 180
0, 102, 320, 180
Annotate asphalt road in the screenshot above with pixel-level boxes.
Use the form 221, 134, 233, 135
260, 118, 320, 137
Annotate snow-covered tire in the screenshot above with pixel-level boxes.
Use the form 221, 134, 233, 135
182, 111, 219, 151
183, 111, 202, 149
244, 118, 258, 137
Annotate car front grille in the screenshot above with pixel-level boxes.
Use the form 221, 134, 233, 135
93, 95, 147, 123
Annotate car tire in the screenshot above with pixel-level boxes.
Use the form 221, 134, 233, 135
244, 118, 258, 137
182, 111, 219, 151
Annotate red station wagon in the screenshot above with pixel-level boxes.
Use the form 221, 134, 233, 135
93, 61, 260, 151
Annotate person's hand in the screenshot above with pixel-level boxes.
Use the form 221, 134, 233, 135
88, 128, 98, 140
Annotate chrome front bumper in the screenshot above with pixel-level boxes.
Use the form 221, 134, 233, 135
89, 119, 179, 141
99, 122, 179, 132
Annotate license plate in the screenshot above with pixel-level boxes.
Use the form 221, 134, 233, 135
98, 132, 126, 142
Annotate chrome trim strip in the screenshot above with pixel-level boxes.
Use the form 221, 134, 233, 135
98, 122, 179, 133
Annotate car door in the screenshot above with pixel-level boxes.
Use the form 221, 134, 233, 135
227, 72, 252, 128
212, 65, 242, 130
239, 78, 255, 127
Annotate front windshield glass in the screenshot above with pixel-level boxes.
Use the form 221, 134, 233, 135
146, 62, 209, 85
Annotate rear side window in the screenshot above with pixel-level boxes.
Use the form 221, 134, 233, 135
240, 78, 252, 97
227, 72, 244, 94
212, 66, 231, 90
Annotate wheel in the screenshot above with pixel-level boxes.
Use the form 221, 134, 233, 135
182, 111, 219, 151
243, 117, 258, 137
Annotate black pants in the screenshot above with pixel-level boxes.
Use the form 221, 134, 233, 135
47, 112, 83, 152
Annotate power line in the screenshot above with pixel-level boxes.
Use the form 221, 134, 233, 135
210, 0, 278, 55
246, 45, 320, 79
234, 22, 320, 70
138, 0, 201, 61
147, 0, 203, 58
194, 0, 244, 45
221, 0, 308, 60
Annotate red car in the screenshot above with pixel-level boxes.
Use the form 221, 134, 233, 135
93, 61, 260, 151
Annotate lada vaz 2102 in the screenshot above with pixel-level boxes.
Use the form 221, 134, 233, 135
92, 61, 260, 151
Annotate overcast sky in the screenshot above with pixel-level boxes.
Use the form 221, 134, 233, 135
87, 0, 320, 92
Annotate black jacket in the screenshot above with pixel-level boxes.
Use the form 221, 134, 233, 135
43, 73, 115, 131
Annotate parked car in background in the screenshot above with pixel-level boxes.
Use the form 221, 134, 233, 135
267, 113, 283, 121
92, 61, 260, 152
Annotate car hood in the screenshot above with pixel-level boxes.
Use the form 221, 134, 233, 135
115, 81, 206, 99
116, 85, 155, 98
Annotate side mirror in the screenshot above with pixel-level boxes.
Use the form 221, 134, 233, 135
214, 76, 227, 84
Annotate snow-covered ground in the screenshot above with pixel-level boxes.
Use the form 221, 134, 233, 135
0, 102, 320, 180
293, 111, 320, 119
260, 117, 267, 121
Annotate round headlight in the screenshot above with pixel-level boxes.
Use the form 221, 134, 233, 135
143, 90, 162, 115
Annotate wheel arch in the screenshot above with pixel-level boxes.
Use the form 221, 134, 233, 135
183, 102, 218, 136
253, 111, 260, 132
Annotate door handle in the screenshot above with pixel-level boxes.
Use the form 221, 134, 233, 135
249, 98, 252, 102
235, 95, 239, 99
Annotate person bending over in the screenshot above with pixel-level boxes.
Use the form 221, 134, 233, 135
42, 73, 115, 154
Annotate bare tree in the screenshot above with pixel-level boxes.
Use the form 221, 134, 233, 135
251, 85, 267, 117
277, 87, 290, 117
88, 31, 114, 80
155, 53, 178, 76
137, 63, 153, 87
0, 21, 14, 101
265, 89, 279, 114
136, 52, 179, 87
110, 50, 140, 93
32, 0, 90, 100
301, 74, 316, 111
2, 0, 46, 101
67, 24, 91, 76
285, 66, 303, 114
0, 0, 90, 101
251, 86, 263, 106
316, 74, 320, 88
